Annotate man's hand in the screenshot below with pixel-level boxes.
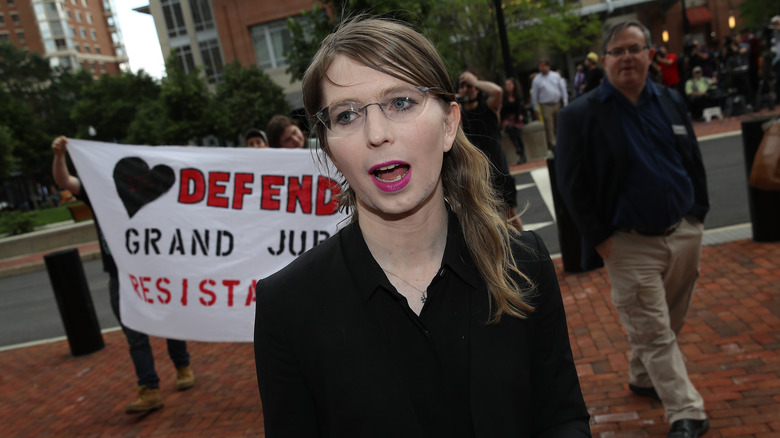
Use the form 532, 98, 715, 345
595, 236, 613, 259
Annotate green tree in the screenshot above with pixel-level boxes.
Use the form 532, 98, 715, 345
71, 70, 160, 143
211, 60, 290, 145
134, 55, 213, 145
0, 125, 20, 179
737, 0, 780, 28
286, 0, 599, 83
285, 0, 433, 81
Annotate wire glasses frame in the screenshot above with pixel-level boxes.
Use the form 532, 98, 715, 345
604, 45, 649, 57
313, 86, 443, 136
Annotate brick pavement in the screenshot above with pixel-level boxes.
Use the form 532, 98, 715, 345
1, 238, 778, 437
1, 107, 779, 437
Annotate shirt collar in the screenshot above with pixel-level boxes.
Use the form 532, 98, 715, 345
600, 77, 659, 104
340, 208, 481, 303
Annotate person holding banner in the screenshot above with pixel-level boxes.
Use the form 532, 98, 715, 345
51, 136, 196, 414
253, 17, 590, 437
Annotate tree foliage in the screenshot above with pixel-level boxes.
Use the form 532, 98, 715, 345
737, 0, 780, 28
70, 70, 160, 143
211, 60, 290, 145
285, 0, 433, 81
285, 0, 600, 84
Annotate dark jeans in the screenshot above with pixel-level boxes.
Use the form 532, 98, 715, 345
504, 125, 526, 162
109, 275, 190, 388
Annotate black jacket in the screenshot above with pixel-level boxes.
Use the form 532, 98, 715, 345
254, 217, 590, 437
555, 83, 709, 271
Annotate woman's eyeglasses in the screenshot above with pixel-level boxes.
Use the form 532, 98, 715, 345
314, 86, 441, 136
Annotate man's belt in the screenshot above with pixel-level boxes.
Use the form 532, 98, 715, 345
621, 219, 683, 237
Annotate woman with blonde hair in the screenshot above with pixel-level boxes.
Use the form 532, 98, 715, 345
254, 16, 590, 437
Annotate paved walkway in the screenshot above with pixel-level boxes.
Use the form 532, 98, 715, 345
1, 107, 779, 437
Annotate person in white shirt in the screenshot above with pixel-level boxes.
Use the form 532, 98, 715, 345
531, 59, 568, 152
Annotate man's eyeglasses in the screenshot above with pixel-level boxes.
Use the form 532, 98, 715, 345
604, 45, 649, 58
314, 86, 441, 136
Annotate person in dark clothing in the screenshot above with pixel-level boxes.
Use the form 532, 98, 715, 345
52, 136, 195, 414
501, 77, 528, 164
583, 51, 605, 93
457, 70, 522, 229
254, 16, 590, 438
556, 20, 710, 438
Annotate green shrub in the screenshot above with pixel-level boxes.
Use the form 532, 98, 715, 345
0, 211, 36, 236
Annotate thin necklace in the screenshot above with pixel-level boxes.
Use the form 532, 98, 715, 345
382, 268, 427, 304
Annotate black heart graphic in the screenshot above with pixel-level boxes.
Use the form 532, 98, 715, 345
113, 157, 175, 218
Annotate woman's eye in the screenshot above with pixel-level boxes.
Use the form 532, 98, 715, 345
335, 110, 358, 124
389, 97, 415, 111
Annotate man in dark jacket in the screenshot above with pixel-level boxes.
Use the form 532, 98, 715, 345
555, 20, 710, 438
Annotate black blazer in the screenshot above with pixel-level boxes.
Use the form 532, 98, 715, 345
555, 83, 709, 271
254, 219, 591, 437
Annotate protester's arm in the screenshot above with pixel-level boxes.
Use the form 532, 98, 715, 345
51, 136, 81, 196
462, 71, 503, 114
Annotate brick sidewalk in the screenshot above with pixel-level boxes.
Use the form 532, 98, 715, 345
1, 238, 778, 437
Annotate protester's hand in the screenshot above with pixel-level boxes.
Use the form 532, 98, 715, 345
459, 71, 478, 87
52, 136, 68, 156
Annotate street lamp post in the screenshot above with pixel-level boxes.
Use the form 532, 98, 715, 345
493, 0, 515, 79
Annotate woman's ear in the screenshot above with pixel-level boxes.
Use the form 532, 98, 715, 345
443, 101, 460, 153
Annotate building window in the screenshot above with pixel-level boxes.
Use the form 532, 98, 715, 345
0, 33, 9, 42
87, 13, 93, 24
79, 28, 86, 38
84, 45, 90, 53
0, 15, 5, 25
11, 13, 20, 24
250, 18, 296, 70
50, 21, 64, 37
107, 16, 114, 27
70, 27, 75, 37
8, 0, 15, 5
74, 44, 79, 52
16, 30, 23, 43
90, 29, 96, 40
102, 0, 110, 11
100, 62, 106, 73
161, 0, 187, 38
75, 11, 81, 22
199, 38, 223, 83
55, 38, 67, 50
94, 46, 100, 54
191, 0, 214, 32
173, 45, 196, 74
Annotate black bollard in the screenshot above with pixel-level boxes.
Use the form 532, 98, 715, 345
547, 157, 587, 273
741, 117, 780, 242
44, 248, 105, 356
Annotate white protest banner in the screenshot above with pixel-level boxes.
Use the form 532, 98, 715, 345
67, 139, 346, 342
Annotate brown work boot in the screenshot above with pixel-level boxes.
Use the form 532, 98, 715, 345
125, 386, 163, 414
175, 365, 195, 390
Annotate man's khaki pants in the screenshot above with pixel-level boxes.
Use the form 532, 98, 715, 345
539, 102, 561, 151
603, 216, 707, 423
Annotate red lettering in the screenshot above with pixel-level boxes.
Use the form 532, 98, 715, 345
181, 278, 188, 306
199, 279, 217, 306
129, 275, 143, 300
233, 173, 254, 209
261, 175, 285, 210
139, 276, 153, 303
245, 280, 257, 306
179, 169, 206, 204
156, 278, 171, 304
316, 176, 340, 215
222, 279, 241, 307
287, 175, 313, 213
207, 172, 230, 208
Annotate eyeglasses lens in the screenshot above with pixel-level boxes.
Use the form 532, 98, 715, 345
318, 87, 432, 136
